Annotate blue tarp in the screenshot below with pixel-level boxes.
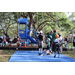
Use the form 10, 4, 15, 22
17, 18, 28, 24
8, 51, 75, 62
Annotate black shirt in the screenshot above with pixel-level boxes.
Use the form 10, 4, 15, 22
0, 38, 3, 43
38, 34, 43, 41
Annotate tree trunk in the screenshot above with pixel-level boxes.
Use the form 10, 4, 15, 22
28, 12, 33, 36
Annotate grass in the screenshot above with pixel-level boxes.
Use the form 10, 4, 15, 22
62, 50, 75, 59
68, 43, 73, 47
62, 43, 75, 58
0, 49, 75, 62
0, 50, 15, 62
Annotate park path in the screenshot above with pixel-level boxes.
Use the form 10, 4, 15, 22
8, 50, 75, 62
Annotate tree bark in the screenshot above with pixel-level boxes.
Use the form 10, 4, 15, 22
28, 12, 33, 27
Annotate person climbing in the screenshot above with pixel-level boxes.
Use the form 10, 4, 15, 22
44, 35, 51, 55
38, 31, 43, 56
51, 29, 56, 53
54, 34, 60, 58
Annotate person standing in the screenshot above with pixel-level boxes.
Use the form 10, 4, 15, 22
73, 37, 75, 46
54, 34, 60, 58
0, 36, 3, 46
49, 31, 53, 52
38, 31, 43, 56
58, 33, 63, 53
51, 29, 56, 53
36, 32, 40, 44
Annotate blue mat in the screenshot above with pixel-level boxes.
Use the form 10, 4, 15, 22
8, 51, 75, 62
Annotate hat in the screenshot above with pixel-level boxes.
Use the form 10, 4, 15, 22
40, 31, 43, 33
50, 30, 53, 32
53, 29, 56, 32
59, 33, 62, 36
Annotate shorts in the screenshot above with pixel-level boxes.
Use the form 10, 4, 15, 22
38, 41, 43, 48
47, 45, 50, 50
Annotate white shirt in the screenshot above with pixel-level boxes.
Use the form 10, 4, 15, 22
59, 36, 62, 41
54, 38, 59, 43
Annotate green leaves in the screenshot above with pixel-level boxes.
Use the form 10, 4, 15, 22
0, 12, 74, 38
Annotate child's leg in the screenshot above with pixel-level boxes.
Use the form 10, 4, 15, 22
58, 47, 60, 57
54, 45, 56, 58
39, 48, 41, 53
41, 48, 42, 53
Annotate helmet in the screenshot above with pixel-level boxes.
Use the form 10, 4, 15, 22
54, 29, 56, 32
55, 34, 59, 38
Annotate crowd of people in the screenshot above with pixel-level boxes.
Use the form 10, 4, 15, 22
0, 29, 69, 58
0, 35, 21, 48
36, 29, 63, 58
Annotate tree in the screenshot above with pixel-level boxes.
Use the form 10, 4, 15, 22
0, 12, 16, 38
0, 12, 74, 38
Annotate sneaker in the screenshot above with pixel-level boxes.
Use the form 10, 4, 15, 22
39, 53, 42, 55
54, 54, 56, 58
40, 54, 43, 56
47, 53, 51, 55
58, 55, 60, 58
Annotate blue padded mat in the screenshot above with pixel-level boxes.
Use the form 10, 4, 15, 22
8, 51, 75, 62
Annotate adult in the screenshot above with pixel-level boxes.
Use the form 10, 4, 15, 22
49, 30, 53, 52
38, 31, 43, 56
73, 37, 75, 47
51, 29, 56, 52
0, 36, 3, 46
58, 33, 63, 53
36, 32, 40, 44
64, 37, 68, 47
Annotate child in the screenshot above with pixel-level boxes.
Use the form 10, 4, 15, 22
38, 31, 43, 56
44, 36, 51, 55
54, 34, 60, 58
17, 38, 21, 48
3, 38, 6, 46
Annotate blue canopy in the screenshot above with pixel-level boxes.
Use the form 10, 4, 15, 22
17, 18, 28, 25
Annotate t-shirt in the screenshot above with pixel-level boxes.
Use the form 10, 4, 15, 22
54, 38, 59, 43
47, 34, 52, 42
52, 32, 56, 42
73, 39, 75, 42
38, 34, 43, 41
59, 36, 62, 43
0, 38, 3, 43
